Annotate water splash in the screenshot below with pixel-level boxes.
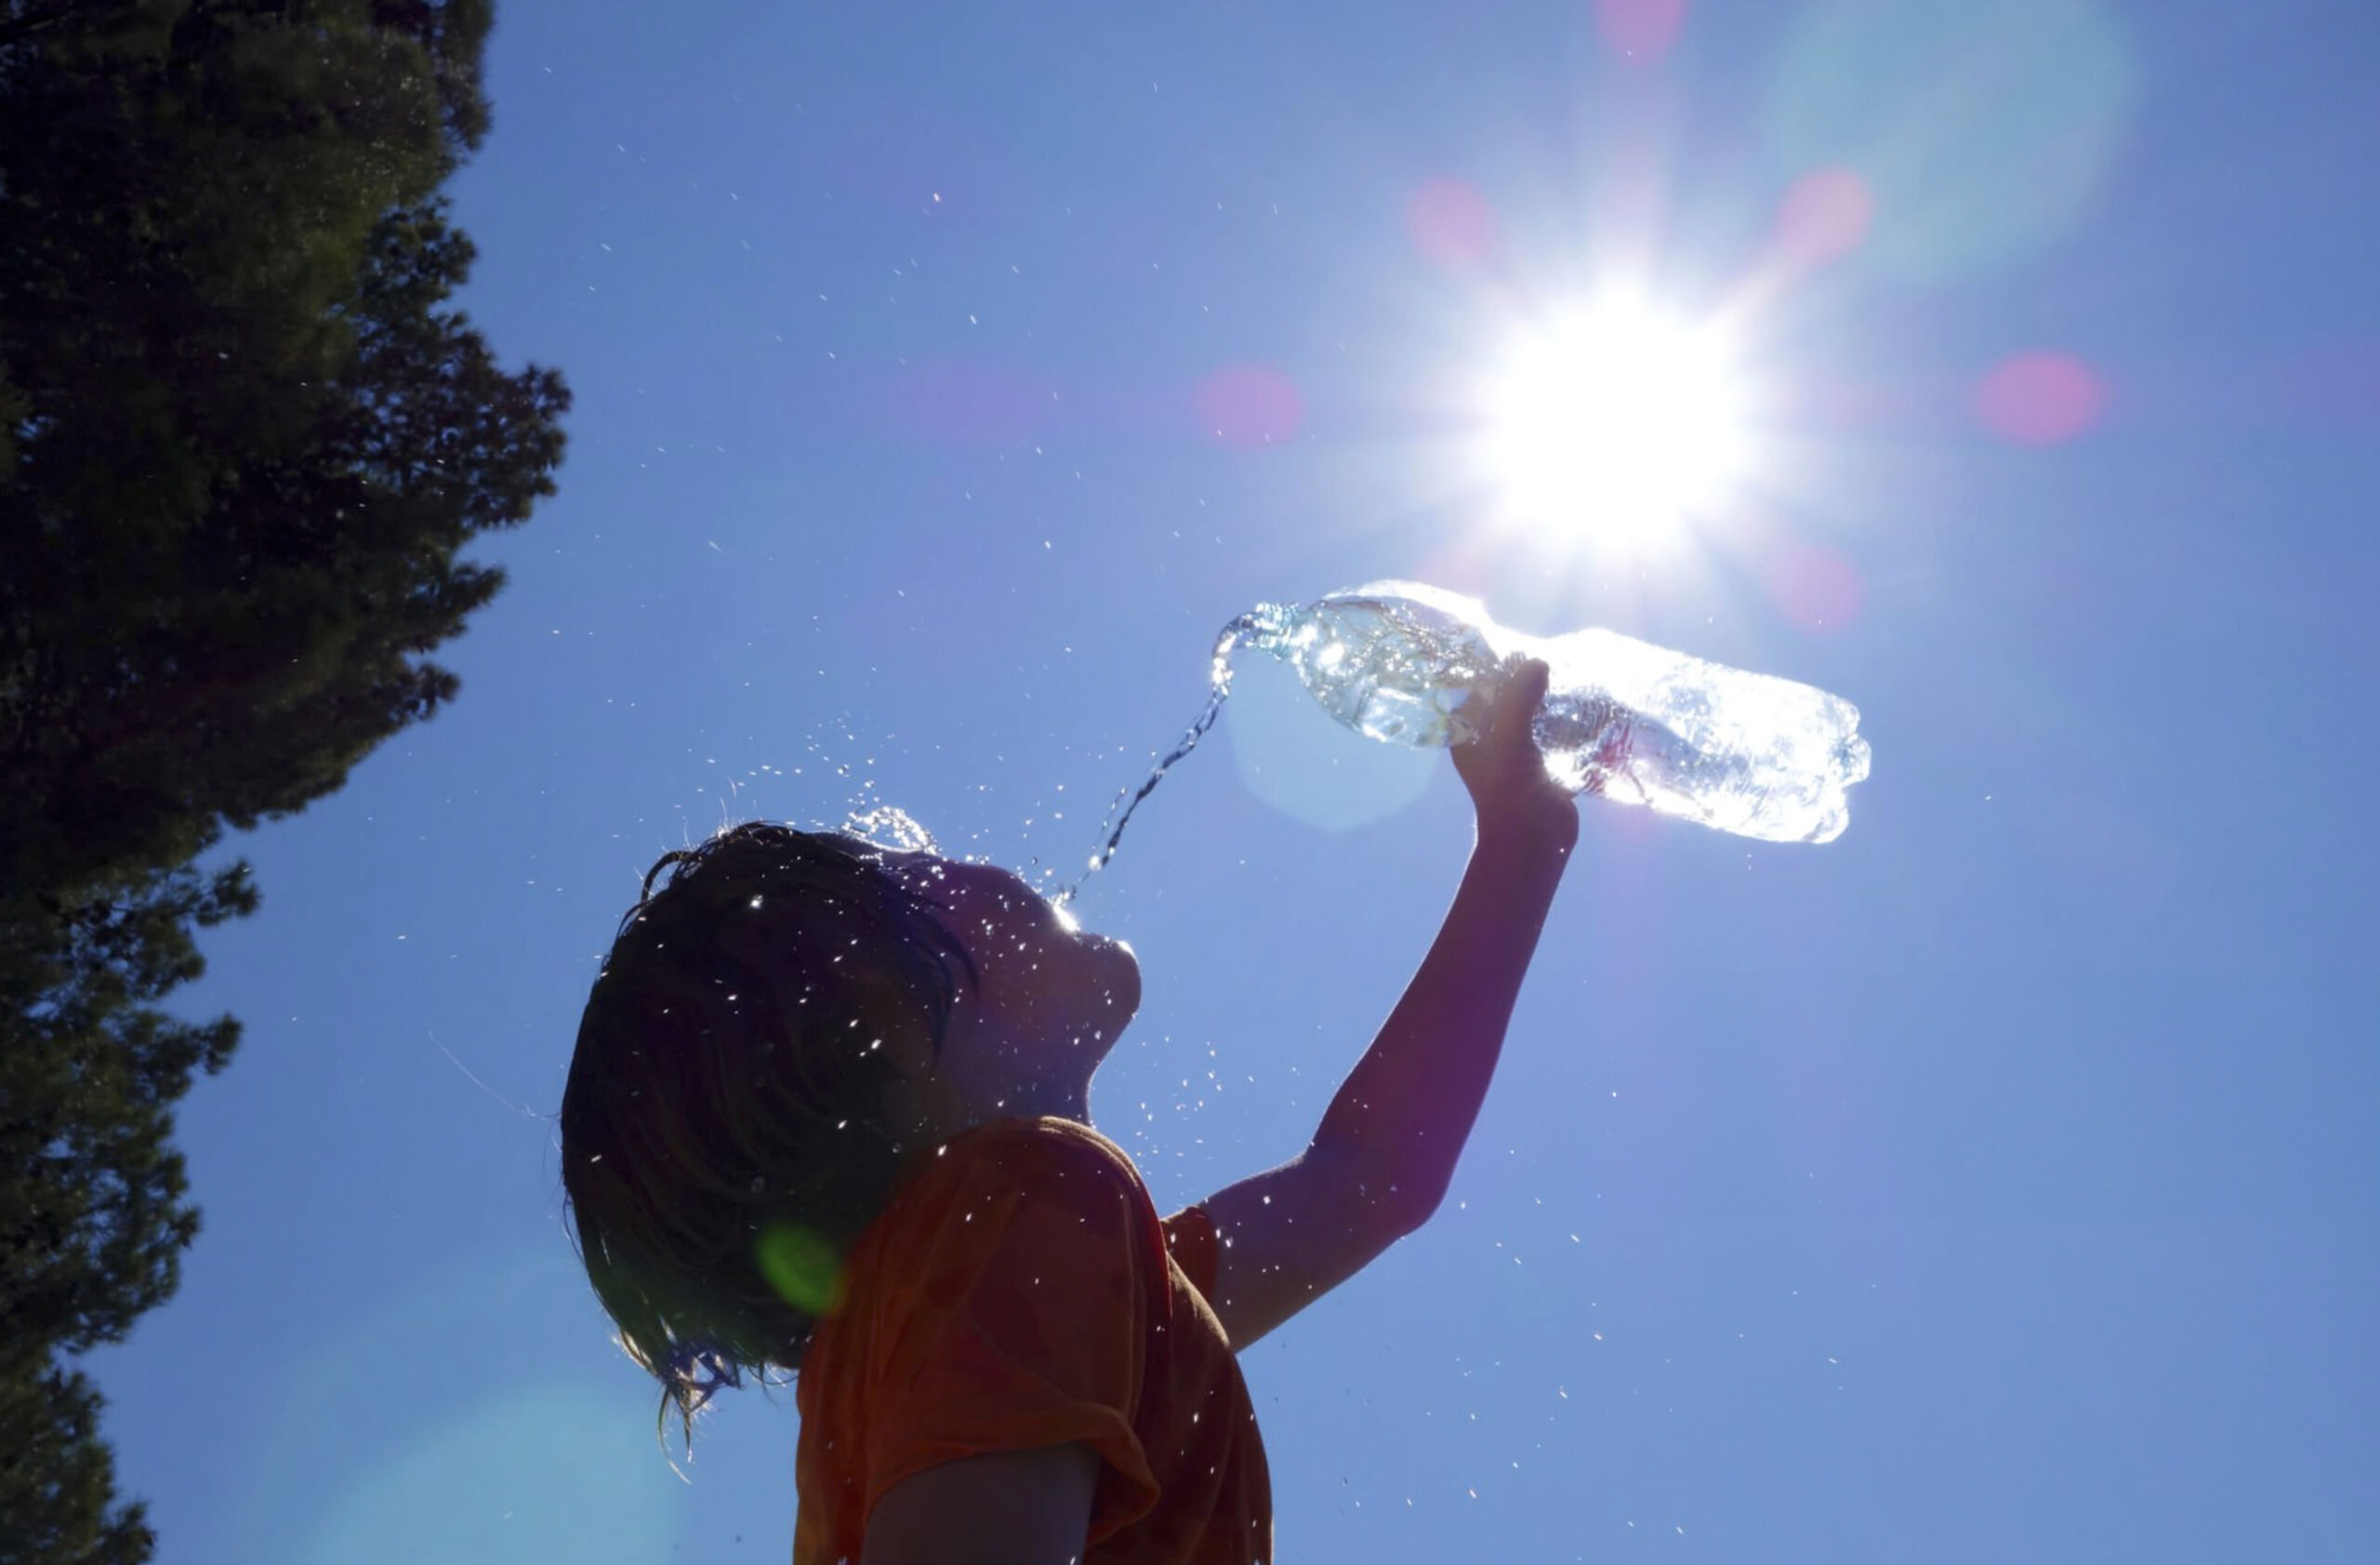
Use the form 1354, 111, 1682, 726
1057, 605, 1290, 905
843, 804, 938, 855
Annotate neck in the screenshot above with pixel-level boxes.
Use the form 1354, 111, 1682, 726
886, 1074, 1091, 1156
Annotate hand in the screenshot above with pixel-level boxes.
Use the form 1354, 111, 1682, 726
1452, 657, 1580, 853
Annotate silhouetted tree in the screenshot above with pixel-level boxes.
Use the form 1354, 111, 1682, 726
0, 5, 567, 1558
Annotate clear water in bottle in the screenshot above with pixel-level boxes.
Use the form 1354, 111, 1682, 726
1247, 581, 1872, 844
1064, 579, 1871, 900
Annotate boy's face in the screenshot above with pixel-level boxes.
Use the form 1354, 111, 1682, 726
879, 853, 1140, 1132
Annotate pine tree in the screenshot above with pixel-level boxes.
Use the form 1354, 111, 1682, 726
0, 6, 568, 1558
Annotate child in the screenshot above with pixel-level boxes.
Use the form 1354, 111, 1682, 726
560, 660, 1577, 1563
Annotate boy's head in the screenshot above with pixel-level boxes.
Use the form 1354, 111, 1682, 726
558, 822, 977, 1437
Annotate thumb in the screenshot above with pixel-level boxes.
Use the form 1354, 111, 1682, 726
1493, 657, 1550, 746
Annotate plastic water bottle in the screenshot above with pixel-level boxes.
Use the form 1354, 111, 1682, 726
1238, 579, 1871, 843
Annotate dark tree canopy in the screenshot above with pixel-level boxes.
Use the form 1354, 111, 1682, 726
0, 4, 566, 1559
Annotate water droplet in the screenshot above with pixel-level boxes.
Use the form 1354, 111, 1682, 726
1063, 607, 1279, 895
844, 805, 937, 853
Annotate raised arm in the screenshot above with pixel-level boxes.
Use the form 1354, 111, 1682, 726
1308, 657, 1577, 1222
1194, 661, 1577, 1348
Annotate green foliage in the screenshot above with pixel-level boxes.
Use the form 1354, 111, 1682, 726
0, 4, 567, 1558
0, 1364, 156, 1565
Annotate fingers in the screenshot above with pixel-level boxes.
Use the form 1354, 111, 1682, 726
1500, 657, 1551, 742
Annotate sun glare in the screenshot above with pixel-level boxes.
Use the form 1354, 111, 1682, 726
1478, 291, 1746, 548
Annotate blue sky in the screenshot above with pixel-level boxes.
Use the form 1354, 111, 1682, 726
89, 1, 2377, 1559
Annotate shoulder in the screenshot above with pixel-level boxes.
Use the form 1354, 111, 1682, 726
870, 1118, 1156, 1257
935, 1120, 1164, 1271
861, 1120, 1168, 1333
933, 1116, 1147, 1203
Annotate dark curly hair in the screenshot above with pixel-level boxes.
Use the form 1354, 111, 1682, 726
558, 822, 978, 1450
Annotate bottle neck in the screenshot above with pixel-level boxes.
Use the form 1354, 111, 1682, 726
1231, 601, 1299, 654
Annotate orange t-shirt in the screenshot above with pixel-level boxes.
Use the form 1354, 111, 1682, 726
793, 1116, 1273, 1564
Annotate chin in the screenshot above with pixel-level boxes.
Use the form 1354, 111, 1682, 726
1061, 929, 1142, 1062
1079, 933, 1143, 1046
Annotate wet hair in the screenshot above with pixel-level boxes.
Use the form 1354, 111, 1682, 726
558, 821, 977, 1449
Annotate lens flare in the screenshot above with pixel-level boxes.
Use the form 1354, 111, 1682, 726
1194, 364, 1304, 447
1594, 0, 1688, 62
755, 1221, 845, 1315
1976, 351, 2107, 444
1407, 178, 1499, 270
1777, 166, 1875, 267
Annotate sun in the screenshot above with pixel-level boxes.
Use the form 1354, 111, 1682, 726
1476, 289, 1747, 549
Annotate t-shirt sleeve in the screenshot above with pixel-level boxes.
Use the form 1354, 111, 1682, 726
1159, 1203, 1219, 1301
863, 1134, 1164, 1545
